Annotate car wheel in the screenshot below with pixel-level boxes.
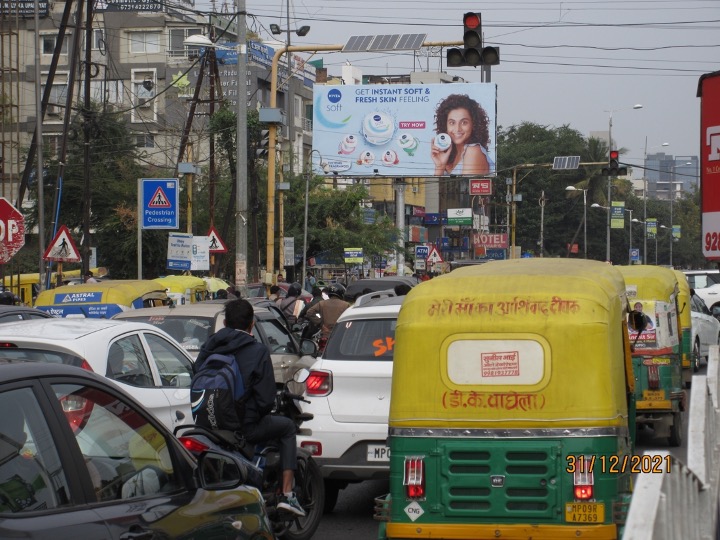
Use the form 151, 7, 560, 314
692, 339, 701, 373
668, 412, 682, 447
323, 480, 342, 514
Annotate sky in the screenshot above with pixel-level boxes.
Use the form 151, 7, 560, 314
207, 0, 719, 178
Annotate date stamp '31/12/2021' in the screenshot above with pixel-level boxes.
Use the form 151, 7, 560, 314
566, 454, 671, 474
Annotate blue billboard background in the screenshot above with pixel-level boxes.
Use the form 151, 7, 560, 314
312, 83, 497, 177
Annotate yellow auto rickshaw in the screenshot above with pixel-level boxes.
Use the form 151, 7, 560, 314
153, 275, 207, 305
617, 265, 684, 446
377, 258, 641, 540
34, 279, 169, 318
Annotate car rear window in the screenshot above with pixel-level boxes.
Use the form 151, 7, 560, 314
323, 318, 397, 361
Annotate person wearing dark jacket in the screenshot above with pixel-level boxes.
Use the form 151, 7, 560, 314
194, 298, 305, 517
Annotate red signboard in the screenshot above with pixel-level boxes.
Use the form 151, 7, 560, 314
469, 178, 493, 196
699, 71, 720, 260
472, 233, 508, 249
0, 198, 25, 264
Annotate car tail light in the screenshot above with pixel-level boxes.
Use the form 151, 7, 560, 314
80, 359, 94, 372
0, 342, 17, 348
306, 370, 332, 397
300, 441, 322, 456
60, 394, 94, 433
178, 436, 210, 454
572, 456, 594, 500
404, 456, 425, 499
647, 364, 660, 390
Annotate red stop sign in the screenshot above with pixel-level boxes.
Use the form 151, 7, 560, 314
0, 198, 25, 264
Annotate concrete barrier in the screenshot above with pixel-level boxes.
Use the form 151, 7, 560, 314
623, 347, 720, 539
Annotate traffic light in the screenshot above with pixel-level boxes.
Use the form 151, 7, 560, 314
447, 12, 500, 68
256, 129, 269, 159
602, 150, 628, 176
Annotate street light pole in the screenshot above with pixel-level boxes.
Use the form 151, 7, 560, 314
642, 139, 669, 265
235, 0, 248, 295
565, 186, 587, 259
628, 208, 633, 264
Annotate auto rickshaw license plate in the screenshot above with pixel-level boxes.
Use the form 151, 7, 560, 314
643, 389, 666, 401
565, 502, 605, 523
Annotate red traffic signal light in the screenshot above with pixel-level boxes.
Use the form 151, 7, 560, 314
463, 12, 481, 30
447, 12, 500, 67
602, 149, 627, 176
463, 12, 482, 48
609, 150, 619, 160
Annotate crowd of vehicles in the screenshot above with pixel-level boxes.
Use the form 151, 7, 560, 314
0, 264, 716, 538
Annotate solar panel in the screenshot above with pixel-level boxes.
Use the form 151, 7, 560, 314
369, 34, 400, 51
396, 33, 427, 50
343, 35, 375, 52
343, 33, 427, 52
552, 156, 581, 170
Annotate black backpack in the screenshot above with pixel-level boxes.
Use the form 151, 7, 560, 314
190, 353, 247, 431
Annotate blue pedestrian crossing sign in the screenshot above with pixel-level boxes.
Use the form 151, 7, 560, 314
630, 248, 640, 262
141, 178, 178, 229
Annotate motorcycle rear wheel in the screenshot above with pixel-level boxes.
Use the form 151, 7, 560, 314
277, 455, 324, 540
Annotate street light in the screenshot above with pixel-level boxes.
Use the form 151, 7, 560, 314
605, 104, 642, 261
184, 30, 248, 294
565, 185, 587, 259
302, 150, 327, 292
642, 139, 669, 264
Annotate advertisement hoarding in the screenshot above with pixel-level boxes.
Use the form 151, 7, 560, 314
699, 71, 720, 259
312, 83, 497, 177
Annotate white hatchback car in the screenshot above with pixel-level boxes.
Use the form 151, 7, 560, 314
297, 292, 404, 513
0, 318, 195, 431
690, 292, 720, 369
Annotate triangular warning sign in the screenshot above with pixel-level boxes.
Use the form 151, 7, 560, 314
426, 245, 444, 264
43, 225, 81, 262
148, 187, 172, 208
207, 226, 228, 253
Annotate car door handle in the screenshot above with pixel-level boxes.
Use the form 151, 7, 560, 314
119, 526, 154, 540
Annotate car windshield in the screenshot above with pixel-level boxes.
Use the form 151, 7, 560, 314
121, 315, 213, 354
323, 318, 397, 361
0, 347, 84, 367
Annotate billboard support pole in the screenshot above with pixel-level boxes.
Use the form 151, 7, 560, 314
265, 41, 462, 280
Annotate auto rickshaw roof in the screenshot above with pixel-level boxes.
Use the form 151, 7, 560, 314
616, 265, 679, 302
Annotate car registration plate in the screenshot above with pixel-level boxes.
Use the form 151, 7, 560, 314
643, 389, 666, 401
367, 444, 391, 462
565, 502, 605, 523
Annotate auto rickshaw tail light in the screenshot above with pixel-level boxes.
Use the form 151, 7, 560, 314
404, 456, 425, 499
573, 462, 594, 500
647, 364, 660, 389
306, 370, 332, 396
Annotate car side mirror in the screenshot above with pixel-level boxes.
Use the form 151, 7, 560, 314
628, 310, 647, 333
197, 450, 247, 490
300, 338, 318, 357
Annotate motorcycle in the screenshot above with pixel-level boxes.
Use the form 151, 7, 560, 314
176, 369, 324, 540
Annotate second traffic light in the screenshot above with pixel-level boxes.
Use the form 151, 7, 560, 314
602, 150, 628, 177
447, 12, 500, 68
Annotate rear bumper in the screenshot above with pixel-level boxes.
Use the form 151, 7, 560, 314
385, 522, 617, 539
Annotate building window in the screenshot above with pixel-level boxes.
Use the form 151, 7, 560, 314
136, 134, 155, 148
168, 28, 202, 57
43, 134, 63, 158
41, 34, 68, 55
129, 31, 160, 54
92, 29, 105, 51
41, 72, 69, 118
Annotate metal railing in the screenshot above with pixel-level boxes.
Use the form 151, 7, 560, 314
623, 346, 720, 539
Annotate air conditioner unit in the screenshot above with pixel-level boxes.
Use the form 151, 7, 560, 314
411, 186, 419, 193
138, 98, 152, 108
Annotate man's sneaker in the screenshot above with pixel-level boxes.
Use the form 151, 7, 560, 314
278, 492, 306, 517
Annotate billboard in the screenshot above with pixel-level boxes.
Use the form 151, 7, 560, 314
698, 71, 720, 260
312, 83, 497, 177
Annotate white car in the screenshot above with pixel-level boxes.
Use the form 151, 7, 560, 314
690, 292, 720, 370
0, 318, 195, 431
297, 291, 404, 513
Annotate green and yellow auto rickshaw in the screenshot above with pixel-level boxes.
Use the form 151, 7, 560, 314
377, 258, 644, 540
617, 265, 684, 446
34, 280, 169, 318
153, 275, 208, 304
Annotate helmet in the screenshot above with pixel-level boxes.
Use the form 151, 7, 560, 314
326, 283, 346, 299
287, 282, 302, 297
0, 291, 15, 305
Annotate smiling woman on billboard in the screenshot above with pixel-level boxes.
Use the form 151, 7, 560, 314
431, 94, 493, 176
